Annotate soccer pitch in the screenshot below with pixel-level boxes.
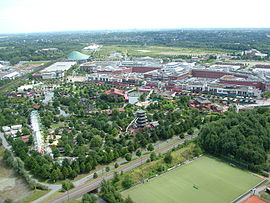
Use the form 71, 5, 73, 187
122, 156, 262, 203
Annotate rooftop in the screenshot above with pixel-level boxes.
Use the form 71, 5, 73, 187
67, 51, 90, 61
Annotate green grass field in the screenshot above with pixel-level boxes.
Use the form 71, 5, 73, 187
122, 156, 262, 203
82, 45, 231, 59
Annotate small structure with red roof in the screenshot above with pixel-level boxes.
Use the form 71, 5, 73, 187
105, 88, 129, 102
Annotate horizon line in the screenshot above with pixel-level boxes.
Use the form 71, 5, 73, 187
1, 27, 270, 35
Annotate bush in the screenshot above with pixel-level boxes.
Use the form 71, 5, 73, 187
150, 152, 157, 161
93, 172, 98, 179
164, 152, 173, 164
61, 180, 74, 191
82, 193, 97, 203
122, 175, 133, 189
125, 153, 132, 162
147, 144, 154, 151
136, 150, 141, 157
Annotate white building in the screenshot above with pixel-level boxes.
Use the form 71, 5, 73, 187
3, 71, 20, 79
40, 61, 76, 79
83, 44, 101, 50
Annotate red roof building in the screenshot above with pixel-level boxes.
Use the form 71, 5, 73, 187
244, 196, 268, 203
105, 88, 129, 101
20, 135, 30, 143
33, 104, 40, 110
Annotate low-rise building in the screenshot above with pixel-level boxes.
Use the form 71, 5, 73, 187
105, 88, 128, 101
40, 61, 76, 79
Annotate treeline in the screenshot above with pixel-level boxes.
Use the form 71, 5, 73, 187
100, 180, 134, 203
3, 149, 48, 190
199, 107, 270, 171
0, 94, 31, 127
1, 29, 270, 63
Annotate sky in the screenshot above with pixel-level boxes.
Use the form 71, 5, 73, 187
0, 0, 270, 34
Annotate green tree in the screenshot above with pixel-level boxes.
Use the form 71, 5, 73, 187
136, 150, 141, 157
76, 134, 85, 145
164, 152, 173, 164
124, 196, 135, 203
4, 199, 13, 203
90, 135, 103, 148
122, 175, 133, 189
147, 144, 154, 151
50, 169, 59, 182
61, 180, 74, 191
150, 152, 157, 161
125, 153, 132, 162
82, 193, 97, 203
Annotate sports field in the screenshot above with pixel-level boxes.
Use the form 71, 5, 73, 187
122, 156, 262, 203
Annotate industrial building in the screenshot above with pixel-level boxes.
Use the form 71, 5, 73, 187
39, 61, 76, 79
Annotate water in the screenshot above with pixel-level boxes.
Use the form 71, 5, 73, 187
128, 91, 142, 104
129, 96, 139, 104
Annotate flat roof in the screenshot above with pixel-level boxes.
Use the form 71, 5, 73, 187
41, 62, 76, 73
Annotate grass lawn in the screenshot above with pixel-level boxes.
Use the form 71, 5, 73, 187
51, 123, 66, 129
20, 189, 51, 203
122, 156, 262, 203
82, 45, 231, 60
260, 190, 270, 202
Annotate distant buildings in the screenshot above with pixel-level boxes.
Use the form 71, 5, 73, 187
189, 97, 227, 113
109, 52, 123, 59
2, 71, 20, 79
38, 61, 76, 79
82, 44, 101, 50
175, 80, 261, 98
2, 125, 23, 137
243, 49, 268, 58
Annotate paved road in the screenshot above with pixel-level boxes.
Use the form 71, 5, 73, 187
48, 134, 197, 203
0, 132, 11, 150
232, 179, 268, 203
73, 134, 186, 187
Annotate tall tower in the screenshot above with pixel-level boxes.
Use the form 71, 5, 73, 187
136, 110, 147, 128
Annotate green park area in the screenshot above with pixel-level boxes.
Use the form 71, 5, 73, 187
122, 156, 262, 203
82, 45, 231, 60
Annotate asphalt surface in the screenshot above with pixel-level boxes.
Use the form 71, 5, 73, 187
0, 132, 11, 150
48, 134, 197, 203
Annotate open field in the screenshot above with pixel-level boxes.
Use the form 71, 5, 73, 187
20, 189, 51, 203
82, 45, 232, 59
122, 156, 262, 203
0, 147, 31, 202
